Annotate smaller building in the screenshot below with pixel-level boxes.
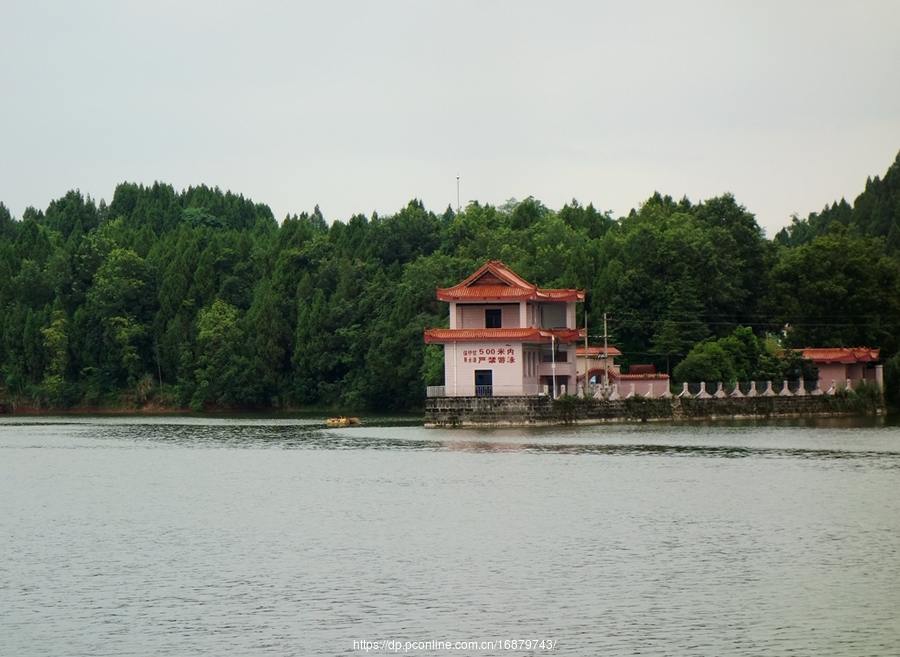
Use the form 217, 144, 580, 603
575, 347, 671, 397
618, 371, 672, 398
575, 345, 621, 389
801, 347, 883, 391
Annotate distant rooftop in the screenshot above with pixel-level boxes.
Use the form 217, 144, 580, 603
801, 347, 880, 363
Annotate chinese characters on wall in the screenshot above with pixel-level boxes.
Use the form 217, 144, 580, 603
462, 347, 516, 365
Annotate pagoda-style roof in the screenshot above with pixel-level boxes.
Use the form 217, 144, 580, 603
801, 347, 880, 363
424, 328, 585, 344
436, 260, 584, 302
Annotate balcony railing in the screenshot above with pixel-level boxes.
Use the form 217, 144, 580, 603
429, 378, 882, 400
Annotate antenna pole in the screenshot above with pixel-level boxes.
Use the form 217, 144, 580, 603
456, 174, 461, 279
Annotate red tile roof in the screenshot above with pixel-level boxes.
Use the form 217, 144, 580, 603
801, 347, 881, 363
436, 261, 584, 302
576, 345, 622, 357
424, 328, 585, 344
580, 370, 669, 381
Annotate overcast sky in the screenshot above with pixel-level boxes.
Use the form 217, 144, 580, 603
2, 1, 898, 236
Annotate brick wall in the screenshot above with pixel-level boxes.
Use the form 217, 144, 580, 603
424, 394, 885, 427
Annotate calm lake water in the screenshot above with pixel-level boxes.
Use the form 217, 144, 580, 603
1, 415, 899, 656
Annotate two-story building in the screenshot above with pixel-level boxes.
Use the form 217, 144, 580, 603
424, 261, 585, 398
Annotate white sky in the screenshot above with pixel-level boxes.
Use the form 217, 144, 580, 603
1, 1, 899, 236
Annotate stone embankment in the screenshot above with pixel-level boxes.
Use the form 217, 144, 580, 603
425, 393, 885, 428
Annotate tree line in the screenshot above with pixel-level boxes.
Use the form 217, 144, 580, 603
1, 151, 899, 412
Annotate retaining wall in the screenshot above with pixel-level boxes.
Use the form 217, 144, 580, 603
424, 394, 885, 427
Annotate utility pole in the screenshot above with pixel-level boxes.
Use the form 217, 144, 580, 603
551, 334, 557, 399
603, 312, 609, 394
583, 305, 588, 398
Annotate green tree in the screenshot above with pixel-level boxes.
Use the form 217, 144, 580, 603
292, 290, 328, 405
85, 248, 153, 386
673, 342, 736, 383
41, 308, 70, 394
0, 202, 17, 241
765, 227, 900, 354
245, 278, 291, 404
193, 299, 259, 408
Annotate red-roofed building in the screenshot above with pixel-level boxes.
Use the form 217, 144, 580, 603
575, 345, 621, 387
425, 261, 584, 397
574, 347, 672, 397
801, 347, 883, 391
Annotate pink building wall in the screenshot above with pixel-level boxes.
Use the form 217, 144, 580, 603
440, 341, 579, 396
522, 347, 540, 389
458, 304, 520, 329
814, 362, 880, 390
537, 347, 577, 395
618, 375, 670, 398
816, 363, 846, 390
442, 341, 526, 396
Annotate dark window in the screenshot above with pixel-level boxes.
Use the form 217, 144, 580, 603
485, 308, 502, 328
541, 344, 568, 362
540, 304, 566, 329
475, 370, 493, 396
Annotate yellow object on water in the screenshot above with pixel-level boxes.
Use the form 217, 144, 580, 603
326, 416, 360, 428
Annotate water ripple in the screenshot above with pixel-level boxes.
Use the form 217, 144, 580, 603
2, 417, 899, 655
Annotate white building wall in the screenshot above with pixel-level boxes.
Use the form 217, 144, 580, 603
444, 341, 526, 396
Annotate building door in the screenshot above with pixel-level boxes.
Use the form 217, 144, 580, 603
475, 370, 493, 397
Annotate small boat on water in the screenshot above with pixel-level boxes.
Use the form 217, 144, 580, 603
326, 416, 361, 428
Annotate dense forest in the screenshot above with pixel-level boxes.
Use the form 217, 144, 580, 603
1, 151, 900, 412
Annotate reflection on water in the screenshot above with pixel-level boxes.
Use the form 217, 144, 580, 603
440, 439, 900, 464
2, 415, 897, 462
1, 416, 899, 656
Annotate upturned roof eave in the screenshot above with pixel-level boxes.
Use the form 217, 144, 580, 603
436, 290, 584, 302
434, 261, 585, 302
423, 327, 585, 344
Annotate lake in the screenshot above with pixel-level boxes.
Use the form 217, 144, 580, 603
1, 416, 899, 656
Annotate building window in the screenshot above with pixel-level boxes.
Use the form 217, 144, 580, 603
541, 344, 568, 362
540, 304, 567, 329
485, 308, 502, 328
